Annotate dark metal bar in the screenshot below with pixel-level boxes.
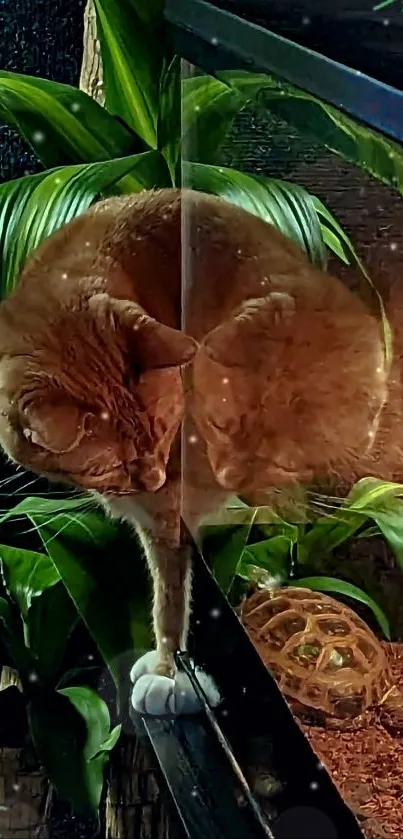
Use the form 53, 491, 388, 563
131, 708, 273, 839
166, 0, 403, 144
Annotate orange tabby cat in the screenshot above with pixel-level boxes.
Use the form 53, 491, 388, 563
0, 188, 388, 715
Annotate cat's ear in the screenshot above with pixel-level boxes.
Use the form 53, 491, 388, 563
202, 292, 295, 366
20, 398, 93, 453
89, 294, 198, 369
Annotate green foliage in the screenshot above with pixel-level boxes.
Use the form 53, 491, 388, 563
0, 71, 138, 167
205, 477, 403, 640
0, 498, 141, 813
184, 162, 328, 266
0, 151, 169, 296
28, 687, 120, 815
218, 70, 403, 199
0, 497, 152, 692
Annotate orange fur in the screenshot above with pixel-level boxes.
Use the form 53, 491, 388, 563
0, 188, 391, 680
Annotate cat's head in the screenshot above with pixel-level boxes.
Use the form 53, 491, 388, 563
192, 292, 387, 492
0, 293, 197, 495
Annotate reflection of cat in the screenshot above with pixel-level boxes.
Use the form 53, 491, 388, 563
0, 188, 386, 714
187, 195, 387, 499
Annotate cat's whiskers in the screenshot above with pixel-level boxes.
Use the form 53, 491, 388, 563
0, 469, 28, 490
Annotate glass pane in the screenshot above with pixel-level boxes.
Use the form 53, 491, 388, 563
179, 52, 403, 834
180, 56, 403, 600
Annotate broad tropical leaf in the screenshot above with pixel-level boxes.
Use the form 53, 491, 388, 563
184, 161, 328, 266
0, 71, 139, 168
181, 74, 246, 164
297, 509, 368, 565
0, 535, 80, 682
207, 523, 258, 594
0, 150, 169, 297
158, 55, 182, 183
219, 70, 403, 197
0, 544, 60, 618
94, 0, 165, 147
1, 497, 152, 690
295, 575, 391, 639
28, 686, 116, 814
238, 535, 294, 585
58, 686, 120, 762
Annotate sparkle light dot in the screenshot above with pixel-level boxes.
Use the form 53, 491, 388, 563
310, 781, 319, 791
390, 242, 398, 251
71, 102, 81, 113
210, 607, 221, 619
222, 377, 229, 385
100, 410, 110, 421
62, 272, 68, 280
368, 430, 375, 438
376, 366, 383, 373
32, 130, 45, 143
85, 241, 91, 247
302, 15, 310, 24
194, 105, 200, 112
188, 434, 198, 444
28, 672, 38, 683
222, 398, 227, 403
211, 36, 218, 45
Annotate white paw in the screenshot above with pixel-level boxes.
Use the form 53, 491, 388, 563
130, 650, 221, 716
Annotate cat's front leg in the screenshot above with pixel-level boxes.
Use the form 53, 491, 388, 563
130, 534, 220, 715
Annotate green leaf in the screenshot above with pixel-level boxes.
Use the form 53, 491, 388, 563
181, 74, 246, 164
312, 198, 392, 372
238, 535, 294, 585
297, 509, 367, 566
94, 0, 164, 146
0, 596, 36, 677
371, 502, 403, 568
184, 161, 327, 267
345, 476, 403, 510
28, 688, 107, 814
0, 150, 168, 296
0, 71, 138, 168
127, 0, 164, 28
294, 576, 391, 639
58, 686, 117, 761
208, 524, 257, 595
28, 583, 79, 684
89, 724, 122, 762
0, 544, 60, 618
5, 497, 153, 690
219, 70, 403, 197
158, 54, 181, 183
